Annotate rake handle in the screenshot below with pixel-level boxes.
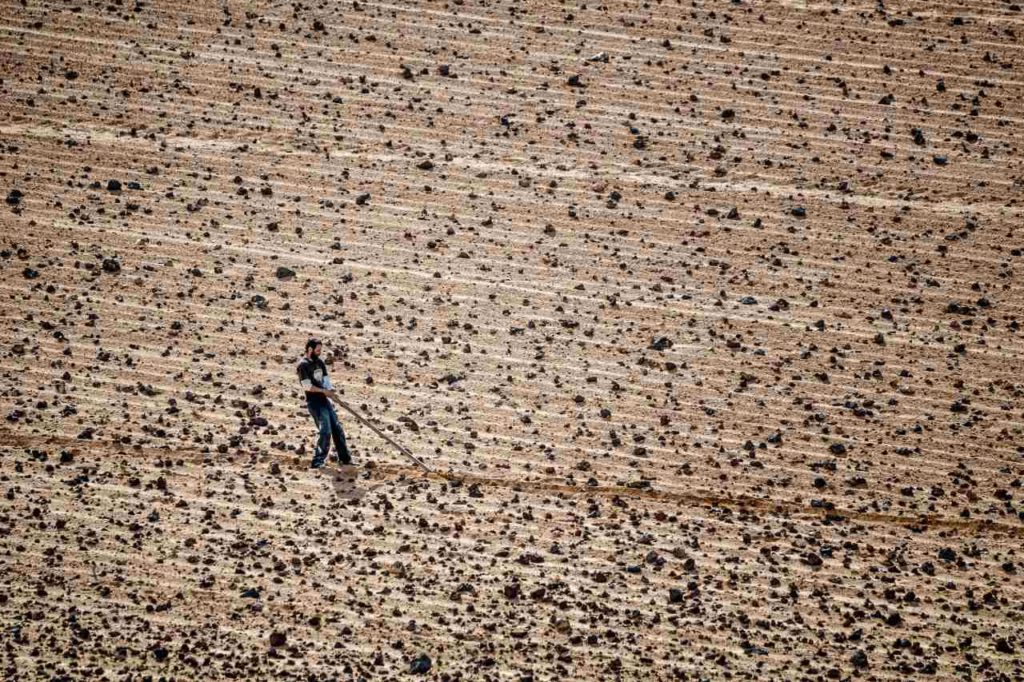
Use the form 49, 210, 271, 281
331, 396, 433, 472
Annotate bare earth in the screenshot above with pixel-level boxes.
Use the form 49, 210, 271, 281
1, 0, 1023, 679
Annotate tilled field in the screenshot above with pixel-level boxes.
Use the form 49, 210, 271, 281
2, 0, 1023, 679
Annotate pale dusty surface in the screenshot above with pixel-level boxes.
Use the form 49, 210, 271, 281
1, 0, 1023, 680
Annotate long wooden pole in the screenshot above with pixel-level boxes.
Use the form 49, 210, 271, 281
331, 396, 433, 472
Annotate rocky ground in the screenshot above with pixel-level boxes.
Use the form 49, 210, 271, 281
1, 0, 1023, 679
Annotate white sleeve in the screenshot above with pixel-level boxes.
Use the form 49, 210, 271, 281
300, 379, 312, 390
322, 376, 333, 390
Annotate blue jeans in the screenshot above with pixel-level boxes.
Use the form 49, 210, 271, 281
307, 399, 351, 464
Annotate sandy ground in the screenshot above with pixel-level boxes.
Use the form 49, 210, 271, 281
1, 0, 1023, 679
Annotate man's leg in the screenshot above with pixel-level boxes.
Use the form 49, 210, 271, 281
308, 401, 332, 467
327, 403, 352, 464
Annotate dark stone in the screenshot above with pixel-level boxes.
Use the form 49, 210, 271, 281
5, 189, 23, 206
269, 631, 287, 648
102, 257, 121, 273
417, 159, 435, 170
409, 654, 432, 674
720, 108, 735, 120
668, 588, 683, 603
946, 302, 967, 314
355, 193, 371, 205
650, 336, 673, 351
106, 179, 122, 192
791, 206, 807, 217
275, 266, 296, 280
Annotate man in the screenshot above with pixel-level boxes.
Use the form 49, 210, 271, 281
297, 338, 352, 468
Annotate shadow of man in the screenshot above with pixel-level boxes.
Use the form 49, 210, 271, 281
329, 465, 385, 501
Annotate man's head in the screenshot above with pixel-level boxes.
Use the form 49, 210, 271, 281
305, 338, 322, 358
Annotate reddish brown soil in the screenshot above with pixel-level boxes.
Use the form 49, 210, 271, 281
1, 0, 1023, 679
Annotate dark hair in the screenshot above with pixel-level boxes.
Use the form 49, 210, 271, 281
305, 338, 321, 352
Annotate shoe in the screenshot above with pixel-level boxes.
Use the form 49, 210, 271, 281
310, 456, 327, 469
335, 451, 352, 465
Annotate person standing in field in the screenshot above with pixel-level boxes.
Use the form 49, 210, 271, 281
297, 338, 352, 468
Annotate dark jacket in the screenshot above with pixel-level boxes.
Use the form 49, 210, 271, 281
297, 356, 330, 407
